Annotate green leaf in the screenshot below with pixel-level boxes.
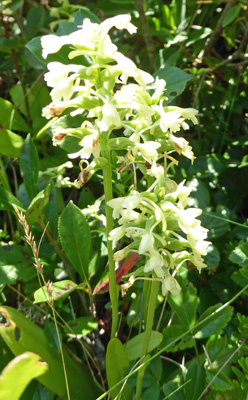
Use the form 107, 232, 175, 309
65, 317, 98, 336
10, 83, 50, 132
141, 383, 160, 400
25, 185, 50, 224
161, 325, 188, 352
0, 265, 18, 284
206, 336, 226, 362
58, 201, 91, 280
204, 244, 220, 269
206, 370, 233, 391
0, 306, 101, 399
185, 361, 206, 400
0, 352, 48, 400
154, 66, 193, 104
0, 98, 30, 133
229, 242, 248, 267
0, 129, 23, 158
168, 283, 197, 328
194, 303, 233, 339
187, 178, 210, 209
124, 331, 163, 362
223, 5, 241, 27
200, 207, 230, 239
34, 280, 78, 303
163, 381, 186, 400
25, 37, 91, 67
0, 186, 25, 211
186, 27, 212, 47
20, 134, 39, 201
106, 338, 132, 400
26, 6, 46, 39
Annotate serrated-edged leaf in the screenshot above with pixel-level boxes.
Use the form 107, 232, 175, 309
0, 129, 23, 157
223, 5, 241, 27
0, 306, 101, 399
200, 208, 230, 239
106, 338, 132, 400
161, 325, 188, 352
168, 283, 197, 328
20, 134, 39, 200
205, 244, 220, 268
124, 331, 163, 362
229, 242, 248, 267
0, 98, 30, 133
0, 352, 48, 400
185, 361, 206, 400
34, 280, 78, 303
195, 303, 233, 339
25, 185, 50, 224
58, 201, 91, 281
154, 66, 193, 104
187, 178, 210, 209
206, 336, 226, 362
65, 317, 98, 336
0, 186, 25, 211
206, 369, 233, 391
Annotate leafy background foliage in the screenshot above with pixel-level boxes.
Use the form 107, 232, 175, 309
0, 0, 248, 399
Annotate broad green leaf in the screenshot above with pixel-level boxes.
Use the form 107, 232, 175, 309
0, 186, 25, 211
0, 98, 30, 133
34, 280, 78, 303
185, 361, 206, 400
200, 207, 230, 239
0, 306, 101, 399
58, 201, 91, 280
10, 83, 50, 132
206, 336, 226, 362
161, 325, 189, 352
64, 317, 98, 336
25, 37, 91, 67
154, 66, 193, 104
141, 383, 160, 400
223, 5, 241, 27
194, 303, 233, 339
206, 370, 233, 391
20, 134, 39, 201
168, 283, 197, 328
204, 244, 220, 268
26, 6, 46, 39
25, 185, 50, 224
229, 242, 248, 267
187, 178, 210, 209
0, 352, 48, 400
0, 265, 18, 284
0, 129, 23, 158
124, 331, 163, 362
106, 338, 132, 400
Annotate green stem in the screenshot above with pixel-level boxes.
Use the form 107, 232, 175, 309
100, 132, 119, 338
136, 279, 160, 399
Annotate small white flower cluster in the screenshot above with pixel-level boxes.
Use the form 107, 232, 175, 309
108, 180, 210, 296
41, 15, 210, 296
